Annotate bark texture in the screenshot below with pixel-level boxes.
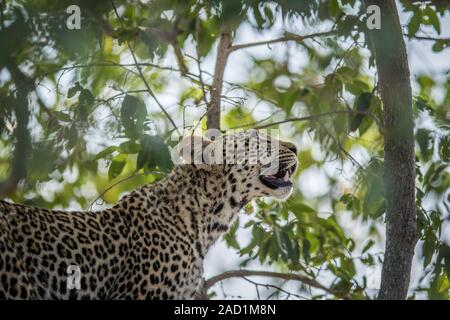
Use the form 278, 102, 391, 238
365, 0, 417, 300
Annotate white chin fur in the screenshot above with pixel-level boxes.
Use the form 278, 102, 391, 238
271, 186, 294, 200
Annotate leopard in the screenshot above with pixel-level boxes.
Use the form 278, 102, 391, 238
0, 130, 298, 299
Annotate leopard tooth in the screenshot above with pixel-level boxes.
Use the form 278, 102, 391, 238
283, 171, 289, 181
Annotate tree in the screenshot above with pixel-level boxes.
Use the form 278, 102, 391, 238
365, 0, 416, 300
0, 0, 449, 299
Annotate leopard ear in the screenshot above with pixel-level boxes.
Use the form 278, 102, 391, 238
173, 135, 214, 170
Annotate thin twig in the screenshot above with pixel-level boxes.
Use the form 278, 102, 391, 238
233, 110, 376, 130
204, 269, 348, 299
111, 0, 180, 135
230, 30, 335, 52
187, 54, 210, 107
317, 117, 363, 170
243, 277, 306, 300
99, 89, 149, 103
405, 34, 450, 42
87, 171, 163, 210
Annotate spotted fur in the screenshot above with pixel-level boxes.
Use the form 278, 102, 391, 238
0, 132, 297, 299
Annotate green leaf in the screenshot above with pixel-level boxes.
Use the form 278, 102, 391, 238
337, 15, 359, 37
423, 7, 440, 34
417, 75, 435, 89
414, 96, 434, 114
119, 141, 140, 154
195, 18, 218, 58
362, 160, 385, 219
408, 10, 421, 36
120, 95, 147, 139
137, 134, 173, 172
66, 124, 78, 150
341, 194, 362, 213
439, 136, 450, 162
76, 89, 95, 122
328, 0, 341, 18
259, 236, 273, 263
53, 111, 72, 122
253, 6, 264, 28
346, 79, 370, 95
336, 66, 356, 83
269, 235, 281, 262
423, 236, 437, 268
264, 6, 274, 25
350, 92, 372, 132
292, 202, 316, 215
108, 154, 127, 180
432, 40, 450, 52
302, 238, 311, 263
442, 245, 450, 280
140, 32, 158, 60
362, 239, 375, 254
224, 218, 240, 250
291, 239, 300, 262
112, 27, 140, 45
79, 89, 94, 106
95, 146, 118, 161
423, 163, 448, 192
348, 238, 356, 252
220, 0, 243, 22
416, 128, 432, 160
435, 275, 450, 296
67, 82, 82, 98
275, 227, 293, 259
224, 107, 255, 128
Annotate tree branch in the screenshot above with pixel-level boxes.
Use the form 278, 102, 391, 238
22, 62, 201, 92
171, 41, 189, 76
404, 34, 450, 42
231, 110, 378, 130
229, 30, 335, 52
206, 23, 232, 131
242, 276, 306, 300
203, 269, 348, 299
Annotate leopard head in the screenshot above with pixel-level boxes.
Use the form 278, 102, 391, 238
173, 130, 298, 201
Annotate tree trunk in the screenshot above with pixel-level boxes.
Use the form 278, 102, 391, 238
206, 24, 232, 131
365, 0, 417, 300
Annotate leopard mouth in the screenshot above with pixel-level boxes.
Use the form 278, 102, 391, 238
259, 163, 296, 189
